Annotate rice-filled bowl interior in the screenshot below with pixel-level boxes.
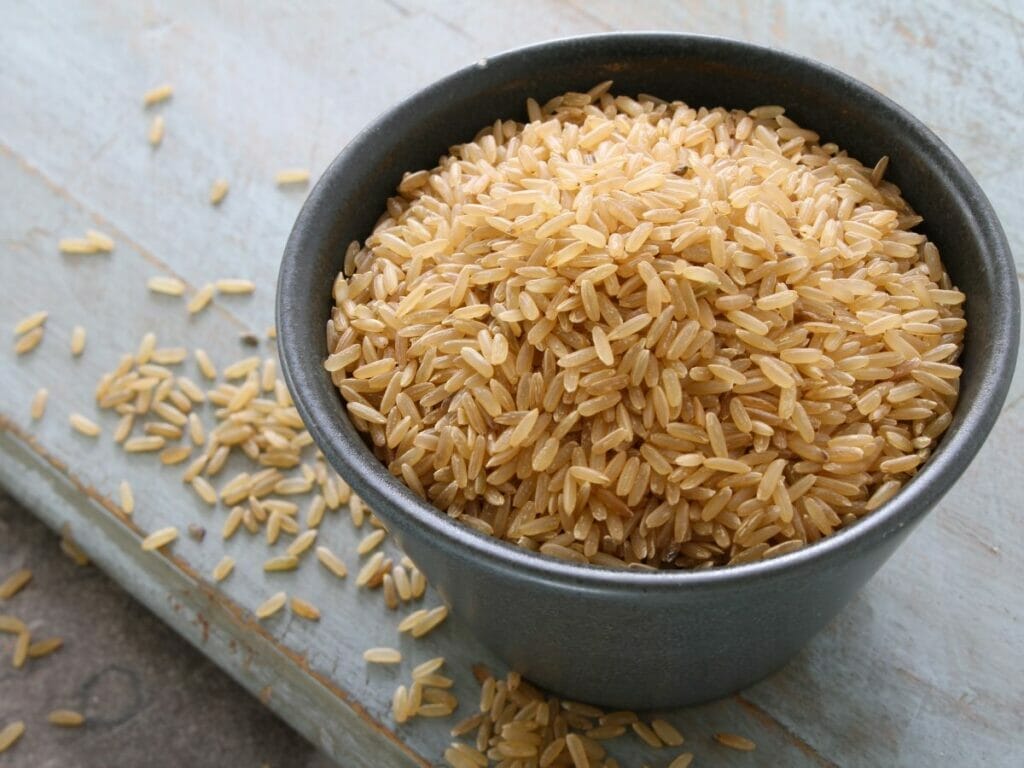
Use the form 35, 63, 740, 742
323, 82, 965, 570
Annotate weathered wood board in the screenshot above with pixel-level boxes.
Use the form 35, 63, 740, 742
2, 1, 1022, 766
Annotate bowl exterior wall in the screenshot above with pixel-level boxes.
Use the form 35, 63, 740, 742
277, 34, 1019, 706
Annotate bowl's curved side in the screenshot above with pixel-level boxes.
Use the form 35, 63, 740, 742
278, 32, 1019, 594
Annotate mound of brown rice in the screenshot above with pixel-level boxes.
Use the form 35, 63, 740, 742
325, 83, 965, 569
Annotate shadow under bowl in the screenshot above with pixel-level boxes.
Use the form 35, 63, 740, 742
277, 33, 1019, 708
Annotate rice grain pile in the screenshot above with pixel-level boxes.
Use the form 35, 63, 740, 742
441, 665, 696, 768
326, 83, 965, 569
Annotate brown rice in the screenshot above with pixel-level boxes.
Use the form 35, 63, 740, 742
325, 85, 965, 569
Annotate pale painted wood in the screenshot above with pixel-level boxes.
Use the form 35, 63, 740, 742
1, 1, 1022, 766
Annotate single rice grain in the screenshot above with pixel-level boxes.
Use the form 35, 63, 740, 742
47, 710, 85, 727
119, 480, 134, 515
69, 413, 101, 437
12, 630, 30, 668
30, 388, 48, 420
209, 179, 229, 205
0, 569, 32, 600
194, 348, 217, 380
187, 283, 215, 315
315, 546, 348, 578
0, 721, 25, 753
148, 115, 164, 146
363, 646, 402, 664
70, 325, 86, 356
141, 526, 178, 551
714, 732, 756, 751
291, 596, 321, 620
147, 276, 185, 296
255, 591, 287, 619
58, 238, 100, 254
14, 327, 43, 354
651, 719, 685, 747
410, 605, 448, 638
27, 637, 63, 658
143, 83, 173, 106
13, 311, 47, 336
275, 169, 310, 186
85, 229, 114, 252
215, 278, 255, 295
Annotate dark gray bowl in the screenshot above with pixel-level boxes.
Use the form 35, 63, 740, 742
277, 34, 1019, 708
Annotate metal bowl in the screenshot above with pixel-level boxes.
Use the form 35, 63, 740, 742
277, 34, 1019, 708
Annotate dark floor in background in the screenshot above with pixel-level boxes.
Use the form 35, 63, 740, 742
0, 489, 337, 768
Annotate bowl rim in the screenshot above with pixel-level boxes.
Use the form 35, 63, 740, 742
277, 31, 1020, 592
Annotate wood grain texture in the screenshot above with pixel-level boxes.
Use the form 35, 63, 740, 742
1, 1, 1021, 766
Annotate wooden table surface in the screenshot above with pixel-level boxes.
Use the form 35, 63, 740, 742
2, 2, 1022, 766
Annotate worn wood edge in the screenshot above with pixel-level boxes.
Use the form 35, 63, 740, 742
0, 419, 429, 768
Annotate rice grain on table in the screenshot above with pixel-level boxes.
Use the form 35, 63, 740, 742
27, 637, 63, 658
651, 718, 685, 746
47, 710, 85, 727
382, 573, 399, 609
398, 609, 429, 633
148, 115, 165, 146
714, 732, 757, 751
0, 615, 27, 634
212, 555, 235, 582
69, 325, 87, 356
392, 565, 413, 601
410, 567, 427, 598
363, 646, 402, 664
160, 445, 192, 465
209, 179, 229, 205
13, 310, 48, 336
286, 529, 318, 557
315, 546, 348, 578
191, 476, 218, 505
147, 276, 185, 296
356, 551, 386, 587
263, 555, 299, 572
357, 528, 387, 555
12, 630, 30, 668
410, 605, 449, 638
124, 435, 165, 453
151, 347, 187, 365
141, 526, 178, 551
58, 237, 100, 254
275, 168, 310, 186
290, 596, 321, 620
194, 348, 217, 380
69, 413, 101, 437
215, 278, 256, 295
178, 377, 206, 404
119, 480, 134, 515
143, 83, 173, 106
305, 494, 326, 528
0, 569, 32, 600
85, 229, 115, 252
30, 388, 48, 420
255, 591, 287, 619
187, 283, 215, 314
325, 85, 966, 569
14, 327, 43, 354
0, 721, 25, 753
